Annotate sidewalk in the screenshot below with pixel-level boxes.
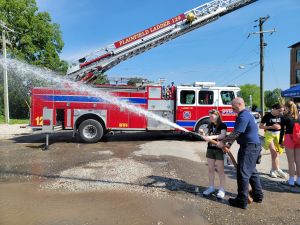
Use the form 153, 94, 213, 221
0, 124, 33, 140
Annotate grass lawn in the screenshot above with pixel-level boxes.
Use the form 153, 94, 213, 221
0, 115, 29, 124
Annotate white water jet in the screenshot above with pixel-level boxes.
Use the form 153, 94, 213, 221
0, 57, 190, 133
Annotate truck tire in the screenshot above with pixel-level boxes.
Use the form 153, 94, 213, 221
78, 119, 104, 143
194, 118, 210, 135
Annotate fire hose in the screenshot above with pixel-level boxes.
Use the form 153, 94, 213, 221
190, 132, 253, 204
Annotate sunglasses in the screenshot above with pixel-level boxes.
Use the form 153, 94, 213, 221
209, 109, 218, 114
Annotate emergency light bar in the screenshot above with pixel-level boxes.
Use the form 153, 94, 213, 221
194, 82, 216, 87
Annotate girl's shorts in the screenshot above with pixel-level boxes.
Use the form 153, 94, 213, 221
284, 134, 300, 149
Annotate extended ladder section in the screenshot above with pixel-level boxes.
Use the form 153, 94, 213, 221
67, 0, 257, 83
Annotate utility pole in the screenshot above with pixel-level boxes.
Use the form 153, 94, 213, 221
248, 16, 276, 116
0, 20, 14, 124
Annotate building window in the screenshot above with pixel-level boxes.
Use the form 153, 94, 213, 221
297, 49, 300, 63
221, 91, 235, 105
296, 69, 300, 84
199, 91, 214, 105
180, 90, 195, 105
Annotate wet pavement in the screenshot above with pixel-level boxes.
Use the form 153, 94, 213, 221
0, 130, 300, 225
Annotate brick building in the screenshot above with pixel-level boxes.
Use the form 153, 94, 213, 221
289, 42, 300, 86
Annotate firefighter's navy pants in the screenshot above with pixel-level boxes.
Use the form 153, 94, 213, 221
236, 143, 263, 205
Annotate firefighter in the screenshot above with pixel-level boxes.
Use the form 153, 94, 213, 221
165, 85, 171, 99
170, 82, 176, 100
162, 86, 166, 98
217, 97, 263, 209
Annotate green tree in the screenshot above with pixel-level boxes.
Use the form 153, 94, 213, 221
0, 65, 48, 118
127, 77, 148, 86
93, 74, 109, 85
239, 84, 260, 107
0, 0, 68, 72
0, 0, 68, 119
264, 88, 283, 109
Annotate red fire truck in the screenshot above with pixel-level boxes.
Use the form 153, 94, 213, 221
30, 0, 258, 142
30, 82, 239, 143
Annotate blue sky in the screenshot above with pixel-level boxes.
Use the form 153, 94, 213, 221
36, 0, 300, 90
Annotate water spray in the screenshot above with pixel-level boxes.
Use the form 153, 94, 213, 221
0, 57, 192, 133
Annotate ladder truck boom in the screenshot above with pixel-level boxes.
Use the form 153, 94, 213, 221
67, 0, 258, 83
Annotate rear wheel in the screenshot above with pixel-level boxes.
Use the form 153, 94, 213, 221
78, 119, 104, 143
194, 118, 210, 135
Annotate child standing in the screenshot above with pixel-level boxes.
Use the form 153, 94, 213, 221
280, 101, 300, 186
201, 109, 227, 199
259, 103, 287, 179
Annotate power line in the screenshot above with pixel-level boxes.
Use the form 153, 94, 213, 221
264, 48, 280, 89
217, 46, 260, 85
222, 63, 259, 86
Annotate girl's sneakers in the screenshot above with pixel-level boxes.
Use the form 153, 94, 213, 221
280, 180, 295, 187
269, 170, 277, 178
203, 187, 225, 199
216, 189, 225, 199
276, 169, 288, 179
270, 169, 288, 179
203, 186, 215, 196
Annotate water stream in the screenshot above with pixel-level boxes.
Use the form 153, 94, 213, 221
0, 57, 190, 133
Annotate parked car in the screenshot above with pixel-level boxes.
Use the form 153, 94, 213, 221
251, 111, 261, 124
246, 106, 261, 124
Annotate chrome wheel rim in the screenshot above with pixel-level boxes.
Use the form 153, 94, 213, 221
83, 125, 97, 139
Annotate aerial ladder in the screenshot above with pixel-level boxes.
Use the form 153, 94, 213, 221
66, 0, 258, 83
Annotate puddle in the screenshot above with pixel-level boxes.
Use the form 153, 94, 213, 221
0, 182, 209, 225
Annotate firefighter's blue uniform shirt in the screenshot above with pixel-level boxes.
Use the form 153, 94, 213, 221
234, 109, 260, 145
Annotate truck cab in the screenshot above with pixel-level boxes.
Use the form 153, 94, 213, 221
176, 82, 240, 133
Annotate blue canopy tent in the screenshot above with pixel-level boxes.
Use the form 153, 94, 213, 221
281, 85, 300, 97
